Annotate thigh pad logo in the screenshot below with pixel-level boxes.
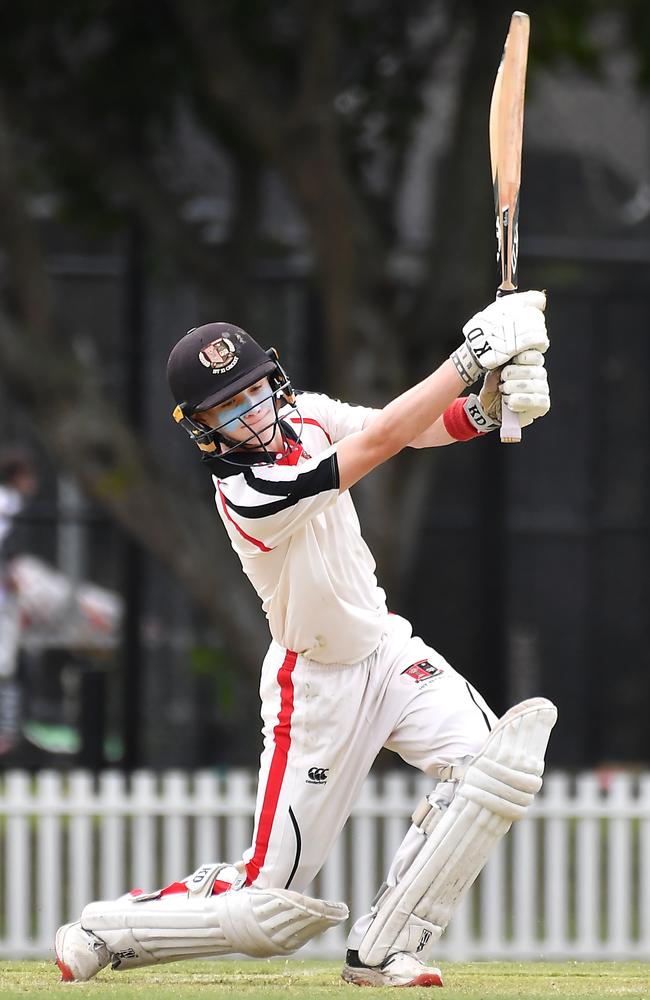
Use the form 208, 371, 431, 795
401, 660, 443, 684
306, 767, 329, 784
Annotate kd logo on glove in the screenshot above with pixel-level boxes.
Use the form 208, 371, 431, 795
465, 327, 491, 360
466, 401, 489, 428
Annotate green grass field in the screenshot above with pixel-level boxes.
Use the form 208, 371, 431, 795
0, 960, 648, 999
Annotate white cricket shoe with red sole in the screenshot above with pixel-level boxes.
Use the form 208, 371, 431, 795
55, 921, 110, 982
341, 950, 443, 987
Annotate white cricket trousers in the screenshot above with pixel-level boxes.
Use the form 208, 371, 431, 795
240, 613, 497, 945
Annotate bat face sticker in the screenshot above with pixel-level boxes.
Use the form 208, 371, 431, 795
198, 337, 239, 374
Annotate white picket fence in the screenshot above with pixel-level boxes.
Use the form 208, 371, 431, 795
1, 768, 649, 961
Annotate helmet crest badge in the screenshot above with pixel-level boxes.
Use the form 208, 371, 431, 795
198, 337, 239, 374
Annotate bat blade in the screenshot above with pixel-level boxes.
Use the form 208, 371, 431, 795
490, 10, 530, 443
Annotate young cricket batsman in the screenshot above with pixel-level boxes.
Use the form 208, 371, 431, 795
56, 291, 556, 987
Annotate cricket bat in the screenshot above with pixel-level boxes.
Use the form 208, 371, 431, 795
490, 10, 530, 444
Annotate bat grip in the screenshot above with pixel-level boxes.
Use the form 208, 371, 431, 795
496, 286, 522, 444
500, 399, 521, 443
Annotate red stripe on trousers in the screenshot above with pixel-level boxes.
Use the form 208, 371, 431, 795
245, 648, 298, 885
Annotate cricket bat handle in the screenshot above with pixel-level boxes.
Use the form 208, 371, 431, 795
500, 397, 521, 443
496, 287, 522, 443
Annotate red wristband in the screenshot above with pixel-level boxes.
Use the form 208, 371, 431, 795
442, 398, 482, 441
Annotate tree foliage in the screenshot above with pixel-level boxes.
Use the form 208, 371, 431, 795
0, 0, 644, 673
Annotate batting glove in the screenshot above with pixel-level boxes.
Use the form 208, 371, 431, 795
450, 290, 549, 386
463, 349, 550, 433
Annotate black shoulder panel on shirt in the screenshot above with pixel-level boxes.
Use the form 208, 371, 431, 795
222, 453, 338, 520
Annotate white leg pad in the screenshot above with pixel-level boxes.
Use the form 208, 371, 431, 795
81, 887, 348, 970
358, 697, 557, 967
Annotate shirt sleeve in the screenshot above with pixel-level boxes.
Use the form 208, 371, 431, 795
298, 392, 379, 443
214, 446, 340, 551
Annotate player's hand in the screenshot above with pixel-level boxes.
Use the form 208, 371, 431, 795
465, 349, 550, 431
450, 290, 548, 385
499, 349, 550, 427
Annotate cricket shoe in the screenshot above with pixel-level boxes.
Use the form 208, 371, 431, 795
55, 920, 111, 982
341, 949, 443, 987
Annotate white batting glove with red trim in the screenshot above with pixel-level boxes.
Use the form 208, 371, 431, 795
450, 290, 548, 386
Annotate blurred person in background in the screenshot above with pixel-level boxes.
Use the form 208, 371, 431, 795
0, 448, 37, 755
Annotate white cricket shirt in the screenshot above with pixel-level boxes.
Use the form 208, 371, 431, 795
210, 392, 388, 664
